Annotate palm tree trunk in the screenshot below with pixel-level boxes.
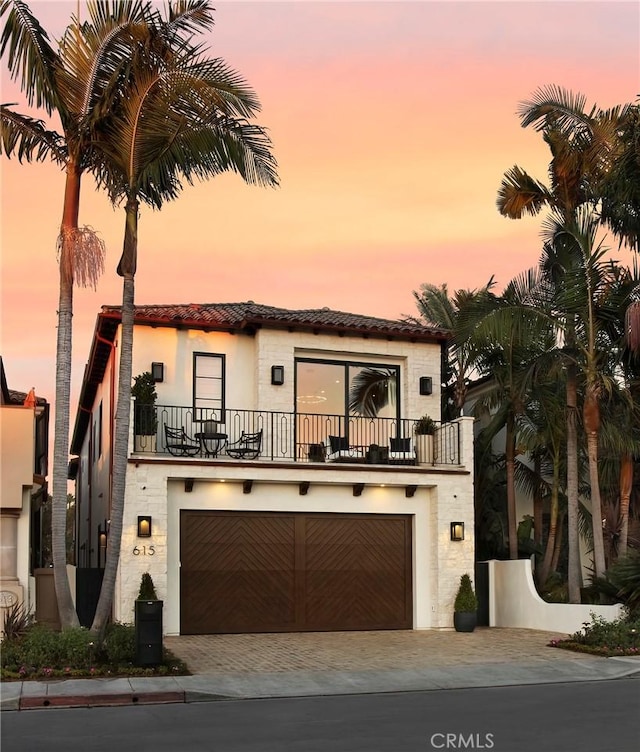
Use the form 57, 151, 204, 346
618, 454, 633, 557
533, 455, 543, 549
539, 454, 560, 588
584, 387, 606, 579
566, 367, 582, 603
52, 162, 81, 629
505, 412, 518, 559
550, 512, 565, 574
91, 199, 138, 635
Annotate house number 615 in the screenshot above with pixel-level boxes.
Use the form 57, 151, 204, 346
132, 545, 155, 556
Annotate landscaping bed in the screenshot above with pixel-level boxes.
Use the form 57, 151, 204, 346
548, 613, 640, 657
0, 622, 189, 682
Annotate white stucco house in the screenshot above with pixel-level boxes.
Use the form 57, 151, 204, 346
70, 302, 474, 635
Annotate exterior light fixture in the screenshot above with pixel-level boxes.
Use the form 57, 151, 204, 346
151, 362, 164, 383
450, 521, 464, 541
419, 376, 432, 395
271, 365, 284, 386
137, 515, 152, 538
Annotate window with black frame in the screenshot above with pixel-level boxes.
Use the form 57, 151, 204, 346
295, 359, 400, 457
193, 352, 225, 420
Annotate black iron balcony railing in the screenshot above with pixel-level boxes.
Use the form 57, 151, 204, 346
131, 404, 462, 466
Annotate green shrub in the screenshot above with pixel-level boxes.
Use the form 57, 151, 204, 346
414, 415, 436, 435
137, 572, 158, 600
571, 613, 640, 649
549, 612, 640, 656
454, 574, 478, 612
102, 622, 136, 665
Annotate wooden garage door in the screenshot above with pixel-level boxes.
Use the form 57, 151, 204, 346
180, 511, 412, 634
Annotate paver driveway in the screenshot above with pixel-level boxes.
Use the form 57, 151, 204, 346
164, 628, 593, 675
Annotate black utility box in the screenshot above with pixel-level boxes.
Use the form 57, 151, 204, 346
135, 599, 163, 666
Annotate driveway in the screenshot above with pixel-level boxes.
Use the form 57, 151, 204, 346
164, 627, 591, 675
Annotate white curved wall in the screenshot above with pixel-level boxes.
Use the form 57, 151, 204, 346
488, 558, 623, 634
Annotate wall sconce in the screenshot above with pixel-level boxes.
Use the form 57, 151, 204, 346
419, 376, 432, 395
271, 365, 284, 386
151, 362, 164, 383
137, 515, 152, 538
99, 531, 107, 549
450, 521, 464, 541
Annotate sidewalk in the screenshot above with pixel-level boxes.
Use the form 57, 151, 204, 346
2, 628, 639, 711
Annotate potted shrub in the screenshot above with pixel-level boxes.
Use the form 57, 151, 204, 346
135, 572, 163, 666
131, 371, 158, 452
453, 573, 478, 633
414, 414, 435, 465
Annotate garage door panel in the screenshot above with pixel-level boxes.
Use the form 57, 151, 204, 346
181, 511, 412, 634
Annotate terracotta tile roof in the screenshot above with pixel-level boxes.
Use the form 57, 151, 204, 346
99, 301, 449, 341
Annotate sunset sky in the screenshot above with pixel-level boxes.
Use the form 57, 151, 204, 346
1, 1, 638, 414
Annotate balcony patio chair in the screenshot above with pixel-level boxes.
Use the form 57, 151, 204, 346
164, 425, 200, 457
323, 435, 366, 463
387, 436, 417, 465
225, 430, 262, 460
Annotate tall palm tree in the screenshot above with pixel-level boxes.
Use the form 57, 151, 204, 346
497, 85, 627, 600
539, 209, 639, 579
0, 0, 165, 627
1, 0, 224, 628
89, 17, 278, 634
599, 100, 640, 351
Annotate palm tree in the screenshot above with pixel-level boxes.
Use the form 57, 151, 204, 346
0, 0, 165, 628
519, 372, 569, 586
1, 0, 227, 628
89, 15, 278, 634
468, 268, 551, 559
602, 102, 640, 351
410, 280, 496, 419
497, 85, 627, 600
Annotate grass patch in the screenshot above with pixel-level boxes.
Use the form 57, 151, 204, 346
548, 612, 640, 657
0, 622, 189, 682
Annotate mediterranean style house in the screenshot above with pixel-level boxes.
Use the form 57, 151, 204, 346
70, 302, 475, 634
0, 357, 49, 618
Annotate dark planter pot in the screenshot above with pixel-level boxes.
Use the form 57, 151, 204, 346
454, 611, 477, 633
135, 599, 163, 666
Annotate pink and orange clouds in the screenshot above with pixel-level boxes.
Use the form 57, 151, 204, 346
1, 1, 638, 410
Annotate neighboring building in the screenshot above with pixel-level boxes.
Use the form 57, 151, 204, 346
0, 357, 49, 617
70, 302, 475, 634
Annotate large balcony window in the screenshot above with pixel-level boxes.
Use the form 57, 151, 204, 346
295, 358, 400, 449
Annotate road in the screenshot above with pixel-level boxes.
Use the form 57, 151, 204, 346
2, 679, 639, 752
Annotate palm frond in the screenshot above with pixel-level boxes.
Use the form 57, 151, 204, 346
518, 85, 589, 132
0, 104, 66, 163
497, 165, 552, 218
0, 0, 58, 111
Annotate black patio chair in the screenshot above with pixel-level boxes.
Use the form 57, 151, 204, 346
164, 425, 200, 457
225, 430, 262, 460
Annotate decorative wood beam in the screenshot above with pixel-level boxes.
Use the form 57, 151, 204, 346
243, 479, 253, 495
184, 478, 194, 493
405, 485, 417, 498
353, 483, 364, 497
299, 481, 310, 496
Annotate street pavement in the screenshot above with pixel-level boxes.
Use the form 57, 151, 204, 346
2, 627, 639, 711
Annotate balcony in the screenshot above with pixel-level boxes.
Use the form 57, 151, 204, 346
130, 404, 463, 467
